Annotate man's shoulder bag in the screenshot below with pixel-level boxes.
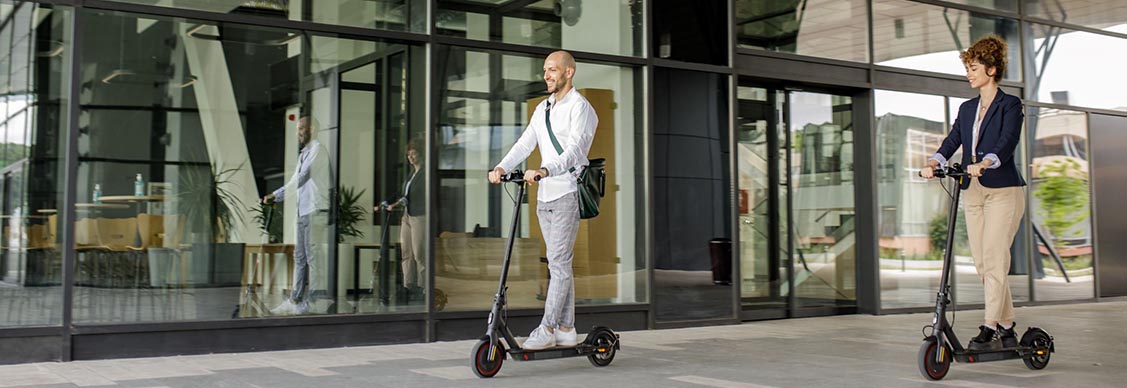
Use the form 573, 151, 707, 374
544, 109, 606, 219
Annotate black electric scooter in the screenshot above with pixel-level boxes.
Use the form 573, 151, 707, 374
233, 203, 278, 319
917, 163, 1055, 381
471, 171, 620, 378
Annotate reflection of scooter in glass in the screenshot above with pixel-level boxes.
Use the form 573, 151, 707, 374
471, 171, 619, 378
370, 200, 396, 307
917, 164, 1055, 381
370, 200, 448, 311
233, 203, 278, 318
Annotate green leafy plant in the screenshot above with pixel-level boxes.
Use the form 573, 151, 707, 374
177, 163, 246, 243
1034, 158, 1090, 249
928, 210, 968, 260
336, 186, 367, 243
251, 202, 283, 244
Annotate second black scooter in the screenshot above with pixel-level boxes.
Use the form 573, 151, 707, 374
917, 163, 1055, 381
471, 171, 620, 378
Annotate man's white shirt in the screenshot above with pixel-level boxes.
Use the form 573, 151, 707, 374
273, 139, 331, 217
496, 87, 598, 203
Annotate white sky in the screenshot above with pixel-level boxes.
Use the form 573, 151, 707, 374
876, 23, 1127, 117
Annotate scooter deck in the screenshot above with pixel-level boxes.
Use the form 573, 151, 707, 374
508, 343, 599, 362
954, 345, 1047, 363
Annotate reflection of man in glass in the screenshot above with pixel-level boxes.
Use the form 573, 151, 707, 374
379, 139, 426, 303
488, 51, 597, 350
263, 115, 330, 315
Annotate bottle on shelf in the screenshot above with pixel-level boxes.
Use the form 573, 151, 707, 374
93, 183, 102, 204
135, 173, 145, 196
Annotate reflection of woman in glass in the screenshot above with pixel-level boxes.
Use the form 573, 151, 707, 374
922, 35, 1025, 351
380, 139, 425, 302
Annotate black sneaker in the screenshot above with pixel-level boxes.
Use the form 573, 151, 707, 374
968, 325, 999, 351
997, 323, 1018, 348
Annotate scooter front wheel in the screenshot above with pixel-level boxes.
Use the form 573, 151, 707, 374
471, 339, 504, 378
1021, 329, 1053, 370
918, 337, 951, 381
586, 328, 618, 367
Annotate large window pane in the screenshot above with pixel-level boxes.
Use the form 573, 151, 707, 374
736, 0, 869, 63
436, 0, 643, 57
877, 90, 950, 309
1026, 0, 1127, 30
0, 1, 68, 328
1029, 106, 1094, 301
435, 46, 645, 312
107, 0, 425, 32
1026, 22, 1127, 111
75, 10, 424, 323
791, 92, 857, 308
874, 0, 1021, 82
878, 90, 1029, 309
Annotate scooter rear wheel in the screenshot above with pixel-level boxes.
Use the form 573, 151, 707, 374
1021, 329, 1052, 370
587, 329, 618, 367
918, 337, 951, 381
472, 339, 504, 378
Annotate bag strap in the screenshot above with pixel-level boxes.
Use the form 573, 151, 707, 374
544, 101, 576, 173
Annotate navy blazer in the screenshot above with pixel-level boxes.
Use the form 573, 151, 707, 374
935, 88, 1026, 190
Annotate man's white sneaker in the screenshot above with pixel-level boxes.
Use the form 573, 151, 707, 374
270, 299, 296, 315
522, 325, 556, 350
555, 327, 578, 347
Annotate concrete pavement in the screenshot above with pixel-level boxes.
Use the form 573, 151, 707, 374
2, 301, 1125, 388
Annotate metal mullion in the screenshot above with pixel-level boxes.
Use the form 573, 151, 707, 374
60, 4, 82, 362
727, 0, 740, 320
432, 35, 646, 66
642, 0, 655, 330
905, 0, 1020, 19
1023, 101, 1127, 119
651, 57, 731, 75
1022, 15, 1127, 41
736, 47, 872, 71
69, 312, 430, 335
79, 0, 431, 45
784, 91, 796, 315
1086, 111, 1100, 300
424, 0, 436, 340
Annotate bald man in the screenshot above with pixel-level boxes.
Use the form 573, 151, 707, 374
488, 50, 598, 350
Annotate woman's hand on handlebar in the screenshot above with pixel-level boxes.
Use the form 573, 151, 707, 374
920, 159, 939, 179
967, 161, 988, 177
488, 167, 505, 184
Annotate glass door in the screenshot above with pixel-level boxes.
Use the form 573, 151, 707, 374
738, 83, 857, 319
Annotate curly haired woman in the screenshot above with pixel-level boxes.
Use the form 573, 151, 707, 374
921, 35, 1025, 351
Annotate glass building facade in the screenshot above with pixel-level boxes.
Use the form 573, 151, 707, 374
0, 0, 1123, 363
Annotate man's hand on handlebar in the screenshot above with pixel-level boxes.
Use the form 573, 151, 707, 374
921, 159, 939, 179
524, 168, 547, 184
488, 167, 505, 184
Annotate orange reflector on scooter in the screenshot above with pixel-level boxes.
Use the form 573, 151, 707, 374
597, 347, 608, 353
1036, 350, 1045, 355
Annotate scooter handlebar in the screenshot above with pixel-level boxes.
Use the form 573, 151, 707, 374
919, 163, 968, 179
498, 171, 540, 182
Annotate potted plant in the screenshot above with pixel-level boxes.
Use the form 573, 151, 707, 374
251, 201, 284, 244
177, 163, 247, 286
336, 186, 367, 243
335, 186, 367, 298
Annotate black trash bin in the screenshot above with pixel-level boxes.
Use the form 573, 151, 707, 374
709, 238, 732, 285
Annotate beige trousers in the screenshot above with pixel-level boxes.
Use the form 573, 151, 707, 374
963, 178, 1025, 324
399, 214, 426, 287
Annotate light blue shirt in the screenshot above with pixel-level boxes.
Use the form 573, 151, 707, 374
273, 139, 331, 217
